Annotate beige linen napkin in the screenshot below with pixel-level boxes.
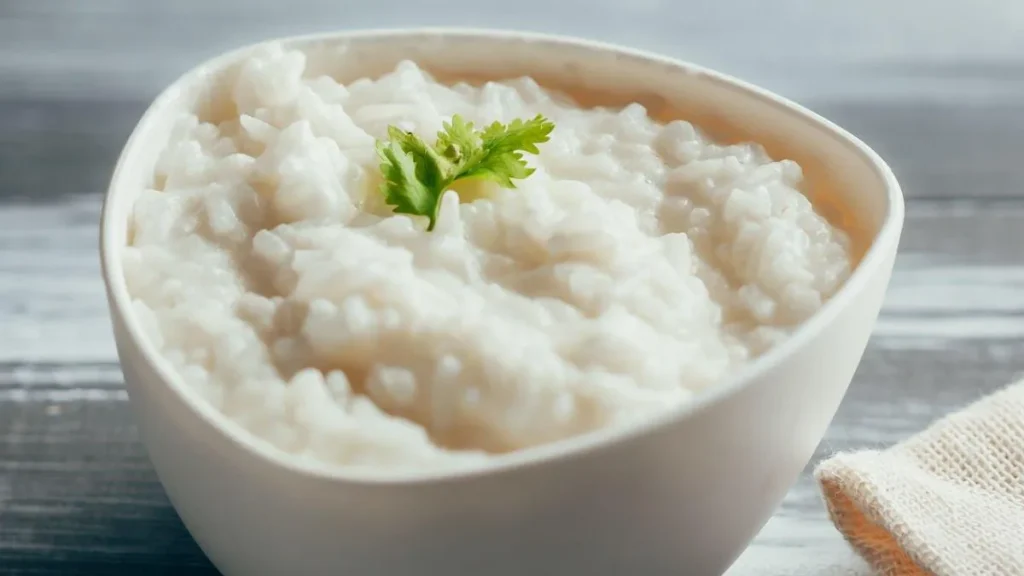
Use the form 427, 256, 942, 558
815, 380, 1024, 576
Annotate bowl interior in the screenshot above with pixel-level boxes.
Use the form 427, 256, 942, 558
101, 28, 902, 481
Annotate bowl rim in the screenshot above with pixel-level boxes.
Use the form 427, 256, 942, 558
100, 26, 905, 486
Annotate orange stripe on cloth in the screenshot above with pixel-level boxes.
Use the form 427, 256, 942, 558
818, 476, 932, 576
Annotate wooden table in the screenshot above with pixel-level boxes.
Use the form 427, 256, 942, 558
3, 2, 1022, 574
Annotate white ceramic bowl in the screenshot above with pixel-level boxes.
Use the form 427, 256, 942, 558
100, 28, 903, 576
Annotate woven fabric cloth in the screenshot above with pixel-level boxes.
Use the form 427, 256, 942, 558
815, 380, 1024, 576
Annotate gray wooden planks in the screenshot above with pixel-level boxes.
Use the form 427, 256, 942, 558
3, 199, 1022, 575
7, 97, 1024, 203
6, 0, 1024, 105
4, 1, 1024, 573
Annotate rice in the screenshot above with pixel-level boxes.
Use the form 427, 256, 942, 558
123, 43, 852, 471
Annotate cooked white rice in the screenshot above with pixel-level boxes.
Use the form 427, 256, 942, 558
123, 43, 852, 471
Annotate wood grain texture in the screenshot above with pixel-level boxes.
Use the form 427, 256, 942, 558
3, 200, 1021, 575
3, 2, 1024, 574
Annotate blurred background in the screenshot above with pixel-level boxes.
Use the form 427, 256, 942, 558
3, 2, 1024, 574
8, 1, 1024, 205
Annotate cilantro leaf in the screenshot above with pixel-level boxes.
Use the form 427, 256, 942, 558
376, 114, 554, 231
375, 126, 449, 225
435, 115, 482, 166
461, 115, 554, 187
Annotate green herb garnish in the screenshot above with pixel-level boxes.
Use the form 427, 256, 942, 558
375, 114, 555, 230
